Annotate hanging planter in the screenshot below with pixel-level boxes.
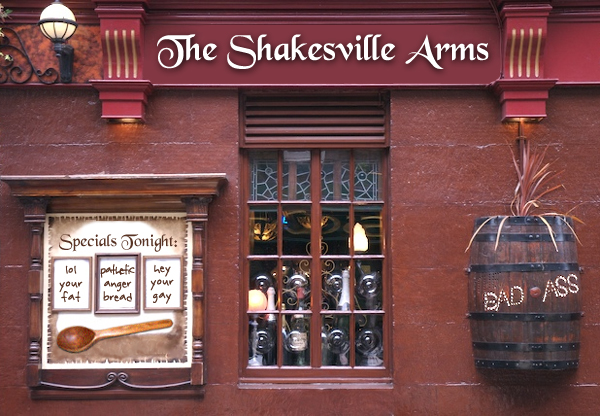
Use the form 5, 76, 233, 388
466, 130, 583, 371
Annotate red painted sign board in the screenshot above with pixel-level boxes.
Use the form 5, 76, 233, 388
144, 23, 502, 86
546, 21, 600, 83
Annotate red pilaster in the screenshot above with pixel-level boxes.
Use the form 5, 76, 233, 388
91, 0, 152, 122
492, 3, 556, 121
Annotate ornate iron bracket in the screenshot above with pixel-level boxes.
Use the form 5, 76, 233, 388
0, 27, 59, 84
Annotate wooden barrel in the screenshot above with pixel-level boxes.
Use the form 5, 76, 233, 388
467, 215, 582, 370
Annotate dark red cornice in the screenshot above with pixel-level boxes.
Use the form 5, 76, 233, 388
4, 0, 600, 90
144, 11, 497, 25
0, 0, 497, 14
5, 0, 600, 24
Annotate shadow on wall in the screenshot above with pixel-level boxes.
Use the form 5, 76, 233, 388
478, 369, 578, 408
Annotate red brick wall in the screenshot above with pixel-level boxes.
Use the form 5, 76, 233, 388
2, 87, 600, 414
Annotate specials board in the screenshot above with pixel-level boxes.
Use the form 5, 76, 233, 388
43, 214, 191, 369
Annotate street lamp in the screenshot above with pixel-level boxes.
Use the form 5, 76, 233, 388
38, 0, 77, 83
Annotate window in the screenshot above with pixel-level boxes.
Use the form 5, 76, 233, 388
241, 93, 390, 383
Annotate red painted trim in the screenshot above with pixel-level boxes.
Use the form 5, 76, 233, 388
492, 78, 557, 121
91, 79, 153, 121
5, 1, 600, 25
144, 12, 498, 25
150, 83, 493, 89
4, 1, 600, 88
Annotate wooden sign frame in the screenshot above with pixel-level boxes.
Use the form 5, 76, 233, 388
1, 174, 228, 397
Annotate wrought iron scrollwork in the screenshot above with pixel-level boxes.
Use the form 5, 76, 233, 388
326, 327, 350, 355
323, 273, 343, 306
252, 273, 274, 292
354, 262, 384, 366
255, 327, 276, 355
0, 27, 59, 84
355, 325, 383, 366
356, 270, 381, 299
39, 371, 192, 390
283, 270, 310, 309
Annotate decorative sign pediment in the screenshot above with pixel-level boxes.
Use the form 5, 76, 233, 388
2, 173, 227, 212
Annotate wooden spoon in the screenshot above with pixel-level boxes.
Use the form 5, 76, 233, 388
57, 319, 173, 353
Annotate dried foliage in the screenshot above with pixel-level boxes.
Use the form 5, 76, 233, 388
466, 139, 581, 252
510, 139, 564, 216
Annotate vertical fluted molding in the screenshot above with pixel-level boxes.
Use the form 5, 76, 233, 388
23, 198, 48, 387
492, 2, 556, 121
184, 197, 211, 385
500, 4, 551, 80
91, 0, 153, 122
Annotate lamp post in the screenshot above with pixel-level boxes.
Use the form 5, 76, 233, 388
38, 0, 77, 83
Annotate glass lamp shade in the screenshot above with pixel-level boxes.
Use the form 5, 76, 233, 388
353, 223, 369, 253
39, 1, 78, 42
248, 289, 268, 312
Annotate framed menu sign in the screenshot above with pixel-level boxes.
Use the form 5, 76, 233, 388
42, 213, 191, 370
96, 254, 140, 314
2, 173, 226, 397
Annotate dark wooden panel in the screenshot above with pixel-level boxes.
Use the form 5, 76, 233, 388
1, 174, 227, 213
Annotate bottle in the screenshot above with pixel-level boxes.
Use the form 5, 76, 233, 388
339, 269, 351, 311
284, 286, 309, 366
329, 269, 350, 365
256, 287, 277, 365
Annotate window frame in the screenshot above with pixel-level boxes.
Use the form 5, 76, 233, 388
239, 92, 392, 385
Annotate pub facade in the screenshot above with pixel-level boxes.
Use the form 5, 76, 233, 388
2, 0, 600, 414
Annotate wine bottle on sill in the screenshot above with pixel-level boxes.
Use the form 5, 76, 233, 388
329, 269, 350, 365
284, 286, 309, 366
257, 287, 277, 366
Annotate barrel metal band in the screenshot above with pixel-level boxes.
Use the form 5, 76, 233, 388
469, 263, 579, 273
473, 233, 575, 243
467, 312, 583, 321
472, 342, 580, 352
474, 216, 573, 227
474, 359, 579, 370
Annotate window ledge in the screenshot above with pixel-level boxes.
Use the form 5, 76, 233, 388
238, 379, 393, 390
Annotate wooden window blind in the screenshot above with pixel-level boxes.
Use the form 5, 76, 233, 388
241, 93, 389, 148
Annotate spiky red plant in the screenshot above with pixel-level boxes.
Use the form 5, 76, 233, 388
510, 139, 564, 216
466, 139, 580, 253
